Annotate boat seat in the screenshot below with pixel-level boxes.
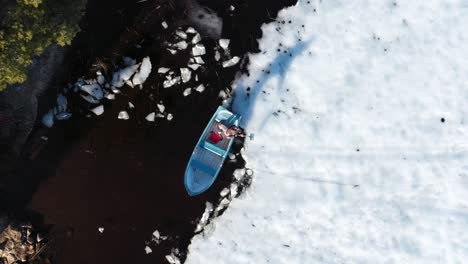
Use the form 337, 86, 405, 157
191, 160, 216, 176
200, 141, 226, 156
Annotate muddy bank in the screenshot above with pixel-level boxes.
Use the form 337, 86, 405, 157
0, 0, 297, 263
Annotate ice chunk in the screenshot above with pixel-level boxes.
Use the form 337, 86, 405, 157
215, 198, 231, 212
219, 39, 230, 50
230, 183, 238, 197
98, 227, 104, 233
152, 230, 160, 240
132, 56, 152, 86
55, 112, 72, 121
192, 44, 206, 56
194, 56, 205, 64
188, 64, 201, 71
145, 246, 152, 254
112, 64, 140, 88
195, 202, 213, 233
220, 188, 230, 197
81, 94, 100, 104
228, 153, 236, 160
157, 103, 165, 113
145, 112, 156, 122
90, 105, 104, 116
230, 5, 235, 11
186, 27, 197, 34
219, 90, 227, 99
105, 93, 115, 100
158, 67, 170, 74
161, 21, 168, 29
57, 94, 68, 112
175, 41, 188, 50
167, 113, 173, 121
128, 102, 135, 109
233, 168, 246, 180
191, 33, 201, 44
97, 75, 105, 85
163, 76, 181, 88
156, 113, 165, 118
180, 68, 192, 83
167, 48, 177, 55
41, 110, 54, 128
246, 168, 253, 176
183, 88, 192, 96
222, 56, 240, 68
80, 83, 104, 100
118, 111, 130, 120
176, 31, 187, 39
195, 84, 205, 93
165, 254, 181, 264
214, 50, 221, 61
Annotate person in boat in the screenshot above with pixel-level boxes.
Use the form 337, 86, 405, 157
217, 122, 246, 138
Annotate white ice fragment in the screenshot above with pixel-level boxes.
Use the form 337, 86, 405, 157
215, 198, 231, 212
180, 68, 192, 83
97, 75, 105, 85
191, 33, 201, 44
233, 168, 246, 180
167, 49, 177, 55
195, 84, 205, 93
57, 94, 68, 111
175, 41, 188, 50
188, 64, 201, 71
152, 230, 160, 240
132, 56, 152, 86
55, 112, 72, 121
195, 202, 213, 233
124, 79, 134, 88
163, 77, 181, 88
161, 21, 168, 29
105, 93, 115, 100
230, 5, 235, 11
195, 75, 199, 82
214, 50, 221, 61
246, 168, 253, 176
219, 39, 230, 50
145, 112, 156, 122
230, 183, 238, 197
128, 102, 135, 109
112, 64, 140, 88
192, 44, 206, 56
98, 227, 104, 233
167, 113, 173, 121
118, 111, 130, 120
186, 27, 197, 34
41, 110, 54, 128
81, 94, 100, 104
165, 254, 181, 264
158, 67, 170, 74
156, 113, 165, 118
228, 153, 236, 160
157, 103, 165, 113
176, 31, 187, 39
80, 83, 104, 100
145, 246, 152, 254
96, 71, 102, 76
222, 56, 240, 68
183, 88, 192, 96
84, 79, 97, 85
194, 56, 205, 64
220, 188, 230, 197
91, 105, 104, 116
219, 90, 227, 99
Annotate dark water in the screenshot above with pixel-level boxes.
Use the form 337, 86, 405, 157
0, 0, 296, 263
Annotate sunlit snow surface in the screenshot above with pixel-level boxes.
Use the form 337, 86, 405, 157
186, 0, 468, 263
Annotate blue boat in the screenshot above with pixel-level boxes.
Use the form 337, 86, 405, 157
184, 106, 242, 196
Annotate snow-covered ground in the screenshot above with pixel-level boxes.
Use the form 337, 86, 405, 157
186, 0, 468, 263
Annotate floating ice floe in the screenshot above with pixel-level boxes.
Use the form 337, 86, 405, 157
98, 227, 104, 233
194, 56, 205, 64
57, 94, 68, 111
188, 64, 201, 71
163, 76, 181, 88
145, 112, 156, 122
80, 83, 104, 101
220, 188, 230, 197
97, 75, 105, 85
128, 102, 135, 109
158, 67, 170, 74
215, 198, 230, 212
230, 5, 235, 11
183, 88, 192, 96
105, 93, 115, 100
118, 111, 130, 120
186, 27, 197, 34
167, 113, 173, 121
165, 253, 181, 264
176, 31, 187, 39
55, 112, 72, 121
132, 56, 152, 86
123, 57, 136, 66
41, 110, 54, 128
191, 33, 201, 44
218, 90, 227, 99
180, 68, 192, 83
214, 50, 221, 61
175, 41, 188, 50
195, 202, 213, 233
157, 103, 165, 113
228, 152, 236, 160
145, 246, 153, 254
230, 183, 238, 197
192, 44, 206, 56
112, 63, 140, 88
90, 105, 104, 116
219, 39, 230, 50
167, 48, 177, 55
245, 168, 253, 176
195, 84, 205, 93
222, 56, 240, 68
161, 21, 168, 29
233, 168, 246, 181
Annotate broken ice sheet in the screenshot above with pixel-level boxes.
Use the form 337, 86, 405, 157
191, 33, 201, 44
118, 111, 130, 120
132, 56, 152, 86
55, 112, 72, 121
192, 44, 206, 56
90, 105, 104, 116
180, 68, 192, 83
186, 27, 197, 34
41, 110, 54, 128
188, 64, 201, 71
176, 31, 187, 39
214, 50, 221, 61
222, 56, 240, 68
145, 112, 156, 122
145, 246, 153, 254
80, 83, 104, 101
158, 67, 170, 74
175, 41, 188, 50
163, 76, 181, 88
157, 103, 165, 113
194, 56, 205, 64
219, 39, 230, 50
